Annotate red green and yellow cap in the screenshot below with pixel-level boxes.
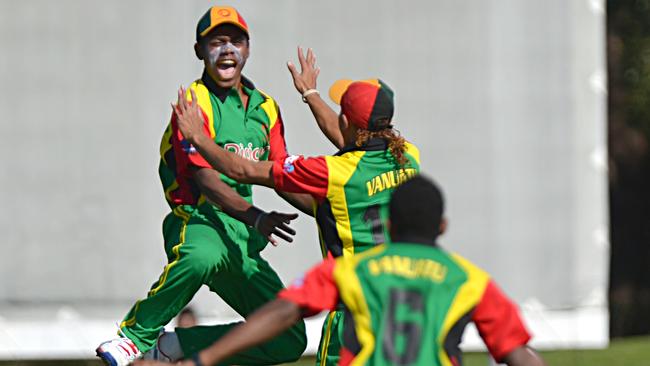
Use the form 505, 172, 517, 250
196, 6, 249, 42
329, 79, 395, 131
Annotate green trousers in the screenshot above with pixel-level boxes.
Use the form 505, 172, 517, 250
120, 206, 307, 364
315, 310, 343, 366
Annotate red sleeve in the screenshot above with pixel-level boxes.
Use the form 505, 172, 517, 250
169, 108, 212, 174
472, 280, 531, 362
267, 111, 289, 162
277, 258, 339, 317
272, 155, 329, 201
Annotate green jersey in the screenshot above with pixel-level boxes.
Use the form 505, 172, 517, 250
159, 72, 288, 216
271, 138, 420, 257
279, 239, 532, 366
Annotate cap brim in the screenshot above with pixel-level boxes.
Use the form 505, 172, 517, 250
329, 79, 354, 105
329, 79, 385, 105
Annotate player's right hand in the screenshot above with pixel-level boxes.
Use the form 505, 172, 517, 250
173, 86, 204, 145
256, 211, 299, 246
287, 46, 320, 95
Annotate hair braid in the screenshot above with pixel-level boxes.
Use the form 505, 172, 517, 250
355, 125, 408, 166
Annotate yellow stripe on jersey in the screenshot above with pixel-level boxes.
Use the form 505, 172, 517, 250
404, 141, 421, 165
164, 180, 180, 203
438, 253, 490, 366
160, 124, 174, 164
258, 89, 279, 129
318, 311, 338, 366
333, 245, 387, 366
187, 81, 216, 139
326, 151, 366, 257
119, 300, 141, 329
148, 206, 191, 296
121, 206, 191, 330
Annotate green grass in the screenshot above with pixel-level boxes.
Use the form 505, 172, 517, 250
286, 336, 650, 366
0, 336, 648, 365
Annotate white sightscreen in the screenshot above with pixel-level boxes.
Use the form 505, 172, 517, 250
0, 0, 607, 358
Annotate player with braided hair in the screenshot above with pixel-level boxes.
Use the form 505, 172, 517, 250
164, 48, 421, 364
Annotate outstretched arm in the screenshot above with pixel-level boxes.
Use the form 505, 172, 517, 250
276, 191, 315, 217
473, 280, 546, 366
193, 168, 296, 245
134, 258, 339, 366
133, 299, 303, 366
502, 346, 546, 366
174, 87, 276, 187
198, 299, 302, 366
287, 47, 344, 149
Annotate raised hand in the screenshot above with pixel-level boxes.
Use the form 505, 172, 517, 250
172, 87, 204, 145
287, 46, 320, 95
255, 211, 299, 246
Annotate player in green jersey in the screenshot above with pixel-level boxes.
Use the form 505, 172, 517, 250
169, 61, 420, 364
173, 73, 420, 258
96, 6, 308, 366
134, 175, 546, 366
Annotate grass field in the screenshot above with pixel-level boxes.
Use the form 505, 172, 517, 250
1, 336, 648, 365
288, 336, 650, 366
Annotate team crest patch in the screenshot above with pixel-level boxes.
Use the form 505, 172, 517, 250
283, 155, 300, 173
291, 275, 305, 288
180, 139, 197, 154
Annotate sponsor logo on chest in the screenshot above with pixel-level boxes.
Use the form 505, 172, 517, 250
223, 142, 269, 162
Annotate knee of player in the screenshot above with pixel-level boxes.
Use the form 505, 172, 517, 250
181, 247, 225, 279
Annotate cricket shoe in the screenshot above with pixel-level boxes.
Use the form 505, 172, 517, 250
96, 337, 141, 366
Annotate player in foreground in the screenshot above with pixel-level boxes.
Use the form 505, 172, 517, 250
95, 6, 307, 366
134, 175, 547, 366
173, 65, 421, 364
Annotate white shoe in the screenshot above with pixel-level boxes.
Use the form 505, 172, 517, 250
96, 337, 141, 366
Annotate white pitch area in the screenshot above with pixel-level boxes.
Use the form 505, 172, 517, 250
0, 306, 607, 359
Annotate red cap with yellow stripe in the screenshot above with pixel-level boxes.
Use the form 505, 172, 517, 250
329, 79, 395, 131
196, 6, 249, 42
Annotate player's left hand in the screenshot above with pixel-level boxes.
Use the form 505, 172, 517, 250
173, 86, 204, 145
287, 46, 320, 95
255, 211, 299, 246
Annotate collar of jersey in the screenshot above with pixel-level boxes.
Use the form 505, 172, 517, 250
335, 137, 388, 156
201, 70, 257, 104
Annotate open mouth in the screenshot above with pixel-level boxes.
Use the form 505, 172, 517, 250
215, 59, 238, 80
217, 59, 237, 69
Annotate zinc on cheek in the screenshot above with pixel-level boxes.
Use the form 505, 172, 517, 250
204, 42, 243, 66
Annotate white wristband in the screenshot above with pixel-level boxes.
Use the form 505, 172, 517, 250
302, 89, 319, 103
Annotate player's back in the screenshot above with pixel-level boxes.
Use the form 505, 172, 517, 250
332, 241, 490, 366
316, 139, 420, 258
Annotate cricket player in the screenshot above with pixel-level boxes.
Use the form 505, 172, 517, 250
134, 175, 547, 366
172, 68, 421, 364
170, 51, 423, 358
95, 6, 307, 366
